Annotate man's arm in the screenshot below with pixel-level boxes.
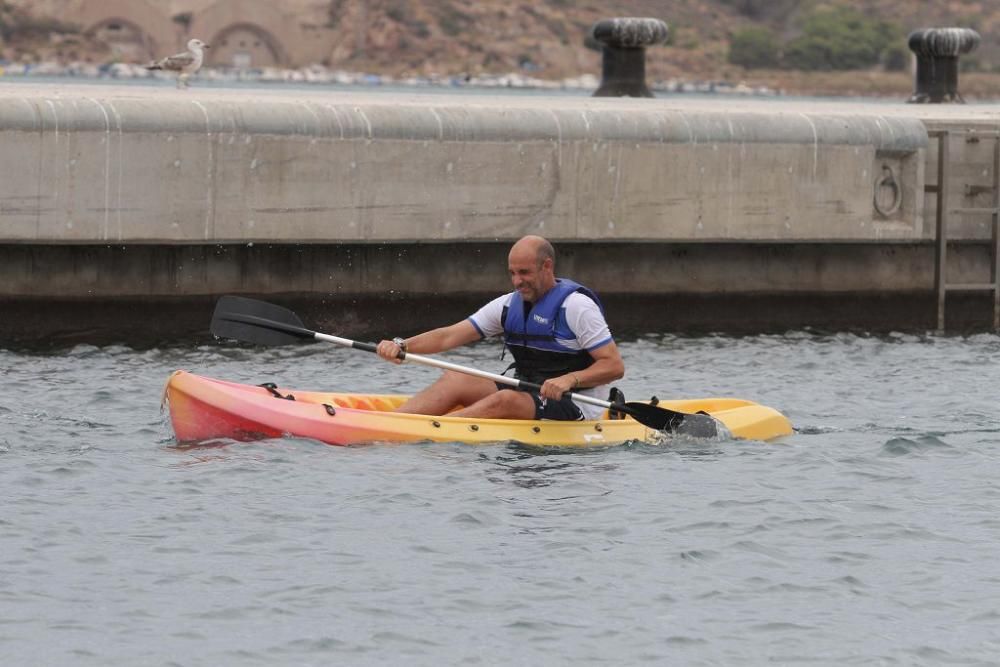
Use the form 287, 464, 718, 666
540, 341, 625, 401
376, 319, 482, 363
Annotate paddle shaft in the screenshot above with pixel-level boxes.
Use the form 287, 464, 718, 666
221, 312, 618, 411
314, 333, 618, 412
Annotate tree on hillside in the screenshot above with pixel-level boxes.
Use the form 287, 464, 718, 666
718, 0, 806, 21
882, 42, 909, 72
728, 26, 779, 69
783, 5, 899, 70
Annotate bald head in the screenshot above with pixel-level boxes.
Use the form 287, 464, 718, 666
509, 235, 555, 269
508, 235, 556, 302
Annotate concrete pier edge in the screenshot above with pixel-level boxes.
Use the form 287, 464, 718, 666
1, 83, 999, 341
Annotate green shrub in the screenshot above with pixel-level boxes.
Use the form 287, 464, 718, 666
882, 42, 909, 72
678, 29, 699, 50
718, 0, 805, 21
960, 57, 982, 73
783, 6, 899, 71
728, 26, 779, 68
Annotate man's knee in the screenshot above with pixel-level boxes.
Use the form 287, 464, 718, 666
438, 370, 468, 384
438, 372, 498, 404
492, 389, 518, 406
493, 389, 535, 416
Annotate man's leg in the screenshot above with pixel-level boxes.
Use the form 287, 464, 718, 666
452, 390, 585, 421
394, 371, 498, 415
449, 389, 536, 419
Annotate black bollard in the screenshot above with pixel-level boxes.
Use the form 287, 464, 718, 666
589, 17, 669, 98
907, 27, 980, 103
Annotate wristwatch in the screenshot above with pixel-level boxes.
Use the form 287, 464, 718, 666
392, 337, 408, 352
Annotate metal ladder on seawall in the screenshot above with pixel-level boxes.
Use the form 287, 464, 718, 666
928, 128, 1000, 332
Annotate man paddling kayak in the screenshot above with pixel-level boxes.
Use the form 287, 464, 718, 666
375, 235, 625, 420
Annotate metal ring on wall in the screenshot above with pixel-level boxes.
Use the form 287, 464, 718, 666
874, 164, 903, 217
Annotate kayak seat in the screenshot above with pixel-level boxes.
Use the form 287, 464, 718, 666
371, 398, 398, 412
327, 397, 355, 408
607, 387, 627, 420
325, 396, 401, 412
325, 396, 375, 410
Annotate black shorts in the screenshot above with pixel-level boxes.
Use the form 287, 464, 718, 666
496, 383, 584, 421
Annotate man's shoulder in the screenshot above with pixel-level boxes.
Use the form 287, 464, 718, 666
563, 290, 602, 312
472, 292, 514, 321
492, 292, 515, 307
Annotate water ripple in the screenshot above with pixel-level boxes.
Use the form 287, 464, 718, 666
3, 333, 1000, 664
881, 435, 953, 456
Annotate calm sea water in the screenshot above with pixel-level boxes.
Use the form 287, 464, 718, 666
2, 332, 1000, 665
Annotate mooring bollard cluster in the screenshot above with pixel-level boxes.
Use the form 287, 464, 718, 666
588, 17, 669, 98
907, 27, 980, 103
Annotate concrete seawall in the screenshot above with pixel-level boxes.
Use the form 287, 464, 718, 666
1, 82, 999, 342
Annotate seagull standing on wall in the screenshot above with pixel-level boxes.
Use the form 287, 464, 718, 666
147, 39, 210, 89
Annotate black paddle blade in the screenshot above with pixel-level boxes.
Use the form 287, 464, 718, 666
623, 401, 719, 437
210, 296, 315, 346
673, 412, 720, 438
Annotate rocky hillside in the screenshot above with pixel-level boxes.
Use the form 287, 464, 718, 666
2, 0, 997, 94
323, 0, 997, 81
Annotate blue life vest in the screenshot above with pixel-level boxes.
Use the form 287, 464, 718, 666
501, 278, 605, 384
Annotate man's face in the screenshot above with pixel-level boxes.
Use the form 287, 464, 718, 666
508, 250, 552, 303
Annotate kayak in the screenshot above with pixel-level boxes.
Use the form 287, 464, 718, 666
165, 371, 792, 447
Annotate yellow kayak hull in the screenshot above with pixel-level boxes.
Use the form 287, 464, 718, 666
165, 371, 793, 447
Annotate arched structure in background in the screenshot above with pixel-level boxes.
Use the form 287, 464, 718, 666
67, 0, 176, 62
88, 18, 155, 62
193, 0, 295, 68
209, 22, 284, 68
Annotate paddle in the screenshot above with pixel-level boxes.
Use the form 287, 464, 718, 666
210, 295, 718, 436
